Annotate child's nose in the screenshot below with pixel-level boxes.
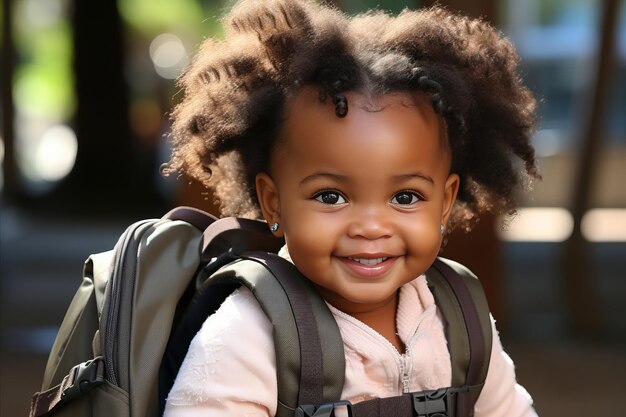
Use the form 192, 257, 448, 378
346, 207, 393, 240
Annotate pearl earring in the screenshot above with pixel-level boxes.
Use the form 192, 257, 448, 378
270, 222, 280, 232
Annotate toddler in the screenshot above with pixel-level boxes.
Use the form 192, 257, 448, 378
163, 1, 540, 416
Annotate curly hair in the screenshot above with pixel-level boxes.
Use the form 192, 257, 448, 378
165, 0, 539, 231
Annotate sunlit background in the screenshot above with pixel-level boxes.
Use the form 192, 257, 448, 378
1, 0, 625, 416
2, 0, 625, 235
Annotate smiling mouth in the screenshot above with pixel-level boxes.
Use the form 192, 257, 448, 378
347, 257, 389, 266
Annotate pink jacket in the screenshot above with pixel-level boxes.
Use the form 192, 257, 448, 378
164, 270, 536, 417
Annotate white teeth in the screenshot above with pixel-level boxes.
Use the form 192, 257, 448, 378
348, 257, 388, 265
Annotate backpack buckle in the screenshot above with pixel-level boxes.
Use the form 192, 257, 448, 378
296, 400, 353, 417
61, 357, 105, 402
411, 386, 467, 417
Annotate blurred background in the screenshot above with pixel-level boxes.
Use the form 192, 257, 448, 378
1, 0, 624, 415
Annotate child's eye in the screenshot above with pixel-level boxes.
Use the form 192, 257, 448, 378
390, 191, 422, 206
314, 190, 347, 205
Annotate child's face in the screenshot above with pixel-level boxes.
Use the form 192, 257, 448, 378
256, 87, 459, 315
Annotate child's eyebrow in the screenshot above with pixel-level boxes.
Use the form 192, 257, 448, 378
299, 172, 349, 186
393, 172, 434, 184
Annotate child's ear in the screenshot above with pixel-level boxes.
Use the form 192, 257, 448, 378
255, 172, 283, 236
441, 173, 460, 227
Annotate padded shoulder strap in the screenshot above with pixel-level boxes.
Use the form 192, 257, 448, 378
202, 217, 286, 261
206, 253, 345, 417
163, 206, 217, 231
425, 258, 492, 416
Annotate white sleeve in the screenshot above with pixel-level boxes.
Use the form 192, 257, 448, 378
474, 316, 538, 417
164, 287, 277, 417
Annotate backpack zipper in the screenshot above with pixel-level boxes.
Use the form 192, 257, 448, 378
103, 219, 153, 388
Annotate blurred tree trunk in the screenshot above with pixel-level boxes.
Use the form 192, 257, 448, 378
51, 0, 163, 215
64, 0, 132, 206
2, 0, 16, 202
563, 0, 620, 339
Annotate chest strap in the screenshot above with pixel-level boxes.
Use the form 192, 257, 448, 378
296, 385, 481, 417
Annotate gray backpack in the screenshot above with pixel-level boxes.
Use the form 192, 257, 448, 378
29, 206, 492, 417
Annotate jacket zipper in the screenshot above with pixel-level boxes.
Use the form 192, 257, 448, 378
400, 349, 412, 393
330, 307, 414, 394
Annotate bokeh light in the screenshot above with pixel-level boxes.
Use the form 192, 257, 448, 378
16, 123, 78, 183
34, 125, 78, 181
499, 207, 574, 242
582, 209, 626, 242
149, 33, 188, 79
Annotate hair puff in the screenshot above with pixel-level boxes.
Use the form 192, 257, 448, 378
166, 0, 539, 231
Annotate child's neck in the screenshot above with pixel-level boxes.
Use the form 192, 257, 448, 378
348, 292, 406, 353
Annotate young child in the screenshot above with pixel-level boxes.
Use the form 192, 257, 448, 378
163, 0, 540, 416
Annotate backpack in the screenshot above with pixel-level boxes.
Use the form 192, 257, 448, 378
29, 206, 492, 417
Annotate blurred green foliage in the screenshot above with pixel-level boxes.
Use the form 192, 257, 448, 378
12, 1, 74, 121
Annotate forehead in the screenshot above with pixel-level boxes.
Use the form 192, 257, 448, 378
271, 87, 450, 179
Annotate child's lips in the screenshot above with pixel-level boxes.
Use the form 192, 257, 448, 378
339, 255, 398, 278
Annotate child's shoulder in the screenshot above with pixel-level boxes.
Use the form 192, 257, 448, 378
167, 286, 278, 414
180, 287, 275, 381
199, 287, 272, 338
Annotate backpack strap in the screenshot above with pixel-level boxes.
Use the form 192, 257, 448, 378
163, 205, 218, 231
348, 387, 467, 417
201, 217, 285, 260
244, 253, 346, 415
425, 258, 493, 416
29, 357, 106, 417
